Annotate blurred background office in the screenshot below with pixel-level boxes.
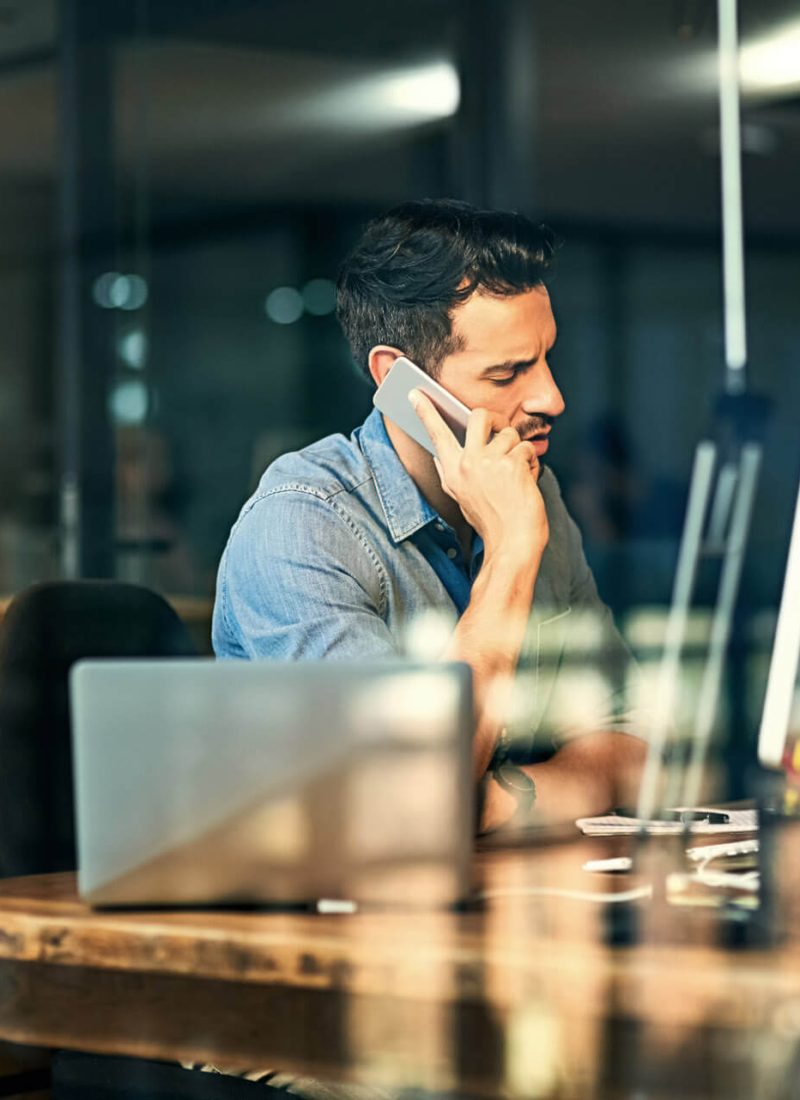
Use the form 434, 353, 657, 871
0, 0, 798, 787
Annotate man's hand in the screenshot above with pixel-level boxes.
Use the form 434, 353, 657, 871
409, 390, 549, 558
481, 733, 648, 832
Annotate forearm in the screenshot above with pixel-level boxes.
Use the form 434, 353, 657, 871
481, 731, 647, 832
443, 545, 542, 777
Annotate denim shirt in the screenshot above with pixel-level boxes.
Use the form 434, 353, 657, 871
213, 408, 638, 752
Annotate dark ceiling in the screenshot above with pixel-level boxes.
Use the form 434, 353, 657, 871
0, 0, 798, 254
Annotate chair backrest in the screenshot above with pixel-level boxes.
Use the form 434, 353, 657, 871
0, 581, 197, 877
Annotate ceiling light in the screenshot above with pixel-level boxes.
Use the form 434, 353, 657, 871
377, 60, 460, 120
276, 58, 460, 132
740, 17, 800, 93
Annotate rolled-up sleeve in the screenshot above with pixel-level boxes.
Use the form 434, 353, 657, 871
213, 488, 400, 661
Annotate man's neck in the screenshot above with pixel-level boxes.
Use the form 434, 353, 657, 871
383, 417, 473, 550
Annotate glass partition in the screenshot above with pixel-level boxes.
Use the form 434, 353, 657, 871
0, 0, 797, 783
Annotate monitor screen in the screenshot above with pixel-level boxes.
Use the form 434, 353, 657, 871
758, 475, 800, 771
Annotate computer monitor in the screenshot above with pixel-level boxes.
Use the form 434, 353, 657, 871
758, 474, 800, 772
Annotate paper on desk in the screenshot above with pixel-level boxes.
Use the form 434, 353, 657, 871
576, 807, 758, 836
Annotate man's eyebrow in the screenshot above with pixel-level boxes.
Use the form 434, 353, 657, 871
478, 345, 556, 377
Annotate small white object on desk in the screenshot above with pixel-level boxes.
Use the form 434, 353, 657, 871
317, 899, 358, 914
582, 857, 633, 873
685, 837, 760, 863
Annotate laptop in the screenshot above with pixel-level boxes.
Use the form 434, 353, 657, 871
70, 659, 473, 908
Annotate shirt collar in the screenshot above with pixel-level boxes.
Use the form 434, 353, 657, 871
357, 407, 439, 544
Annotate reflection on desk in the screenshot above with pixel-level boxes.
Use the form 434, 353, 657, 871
0, 828, 798, 1099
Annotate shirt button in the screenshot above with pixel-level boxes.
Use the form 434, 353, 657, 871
446, 547, 458, 559
435, 522, 445, 532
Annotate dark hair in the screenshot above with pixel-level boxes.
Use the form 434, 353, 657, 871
336, 198, 557, 381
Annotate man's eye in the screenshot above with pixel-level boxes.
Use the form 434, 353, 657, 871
490, 374, 516, 387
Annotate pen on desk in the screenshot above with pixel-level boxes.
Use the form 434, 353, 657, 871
609, 809, 731, 825
664, 810, 731, 825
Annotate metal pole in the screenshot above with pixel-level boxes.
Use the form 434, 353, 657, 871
636, 442, 717, 822
682, 443, 762, 807
57, 0, 118, 577
452, 0, 539, 213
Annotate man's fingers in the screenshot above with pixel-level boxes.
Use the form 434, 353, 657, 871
409, 389, 460, 459
432, 455, 450, 494
514, 440, 541, 476
487, 426, 522, 454
464, 407, 495, 451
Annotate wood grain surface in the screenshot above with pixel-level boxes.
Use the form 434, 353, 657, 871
0, 832, 798, 1096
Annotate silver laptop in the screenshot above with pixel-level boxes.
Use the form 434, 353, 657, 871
70, 659, 473, 908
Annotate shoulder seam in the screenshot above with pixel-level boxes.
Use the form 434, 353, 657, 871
326, 494, 389, 617
227, 481, 389, 620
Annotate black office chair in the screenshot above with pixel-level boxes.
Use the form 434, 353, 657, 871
0, 580, 197, 879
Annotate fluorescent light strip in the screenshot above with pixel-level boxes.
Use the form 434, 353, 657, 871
740, 18, 800, 92
718, 0, 747, 386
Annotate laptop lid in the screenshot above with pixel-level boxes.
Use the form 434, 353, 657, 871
70, 659, 473, 908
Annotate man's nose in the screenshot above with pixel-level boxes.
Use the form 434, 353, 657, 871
521, 363, 565, 419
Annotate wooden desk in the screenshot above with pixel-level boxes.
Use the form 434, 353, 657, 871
0, 834, 798, 1098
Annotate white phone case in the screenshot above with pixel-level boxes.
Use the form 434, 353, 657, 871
372, 357, 470, 454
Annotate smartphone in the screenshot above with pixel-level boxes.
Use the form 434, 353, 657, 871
372, 356, 470, 455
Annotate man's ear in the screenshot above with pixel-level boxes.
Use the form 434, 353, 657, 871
367, 345, 403, 388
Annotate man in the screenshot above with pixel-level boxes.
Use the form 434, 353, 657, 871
213, 199, 644, 830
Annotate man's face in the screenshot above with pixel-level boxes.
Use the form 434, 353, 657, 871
436, 286, 565, 458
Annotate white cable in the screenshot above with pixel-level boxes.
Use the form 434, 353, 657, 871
478, 884, 653, 904
694, 866, 759, 891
